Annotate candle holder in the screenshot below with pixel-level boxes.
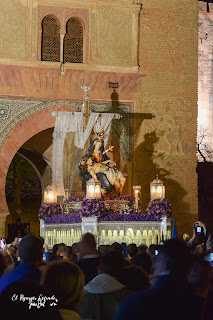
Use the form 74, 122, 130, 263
133, 185, 141, 212
64, 189, 70, 201
86, 180, 101, 199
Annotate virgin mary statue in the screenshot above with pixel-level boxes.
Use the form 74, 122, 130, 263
78, 131, 126, 195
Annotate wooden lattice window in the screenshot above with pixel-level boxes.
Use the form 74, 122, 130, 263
64, 17, 83, 63
41, 15, 60, 62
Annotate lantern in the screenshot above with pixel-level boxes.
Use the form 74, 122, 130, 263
44, 185, 56, 203
150, 175, 165, 200
86, 180, 101, 199
133, 185, 141, 211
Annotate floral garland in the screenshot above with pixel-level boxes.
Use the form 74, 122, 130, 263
39, 198, 171, 222
38, 203, 62, 220
65, 195, 134, 203
99, 213, 161, 222
81, 198, 106, 217
146, 199, 172, 218
45, 213, 82, 224
44, 212, 161, 224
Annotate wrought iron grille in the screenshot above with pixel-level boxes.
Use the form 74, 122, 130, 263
64, 17, 83, 63
41, 15, 60, 62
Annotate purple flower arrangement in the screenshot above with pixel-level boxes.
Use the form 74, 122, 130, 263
44, 212, 160, 224
81, 198, 106, 217
146, 199, 172, 218
38, 203, 62, 220
45, 213, 82, 224
39, 197, 169, 224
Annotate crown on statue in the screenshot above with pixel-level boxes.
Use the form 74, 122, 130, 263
95, 128, 106, 142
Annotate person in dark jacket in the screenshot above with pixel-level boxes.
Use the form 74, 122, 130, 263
186, 221, 213, 255
76, 233, 100, 284
115, 239, 204, 320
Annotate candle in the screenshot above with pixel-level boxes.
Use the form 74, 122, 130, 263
157, 186, 162, 198
151, 186, 155, 199
135, 190, 139, 208
133, 185, 141, 211
88, 184, 95, 198
47, 191, 55, 203
95, 185, 100, 198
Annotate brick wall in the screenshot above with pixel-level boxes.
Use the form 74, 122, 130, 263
134, 0, 198, 235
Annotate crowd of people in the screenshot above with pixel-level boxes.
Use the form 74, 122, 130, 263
0, 221, 213, 319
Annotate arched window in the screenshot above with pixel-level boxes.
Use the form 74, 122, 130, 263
64, 17, 83, 63
41, 15, 60, 62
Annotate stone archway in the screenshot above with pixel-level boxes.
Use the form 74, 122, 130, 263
0, 106, 78, 237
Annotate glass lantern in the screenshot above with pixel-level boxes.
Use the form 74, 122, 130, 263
150, 175, 165, 200
86, 180, 101, 199
44, 185, 56, 203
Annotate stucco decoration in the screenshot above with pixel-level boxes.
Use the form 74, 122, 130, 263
0, 0, 29, 59
0, 98, 131, 162
91, 5, 131, 66
90, 9, 97, 62
0, 104, 11, 121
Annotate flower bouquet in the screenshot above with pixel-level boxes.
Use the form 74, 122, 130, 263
146, 199, 172, 218
38, 203, 62, 221
45, 213, 82, 224
81, 197, 106, 217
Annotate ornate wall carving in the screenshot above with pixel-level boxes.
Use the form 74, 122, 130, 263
0, 0, 30, 59
91, 5, 132, 66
